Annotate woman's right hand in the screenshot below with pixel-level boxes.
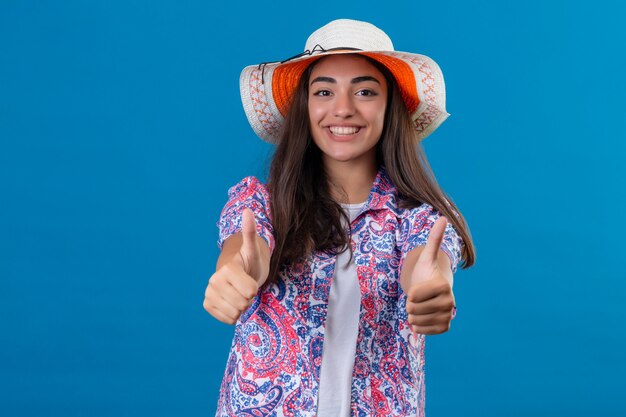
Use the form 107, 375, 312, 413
203, 208, 270, 325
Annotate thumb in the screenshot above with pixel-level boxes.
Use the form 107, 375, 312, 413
418, 216, 448, 265
240, 207, 259, 258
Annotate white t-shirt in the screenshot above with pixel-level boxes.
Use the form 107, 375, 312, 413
316, 201, 365, 417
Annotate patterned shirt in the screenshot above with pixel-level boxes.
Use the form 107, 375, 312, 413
214, 165, 464, 417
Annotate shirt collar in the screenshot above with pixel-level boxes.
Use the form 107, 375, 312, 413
361, 164, 397, 212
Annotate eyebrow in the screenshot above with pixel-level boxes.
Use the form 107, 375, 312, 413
310, 75, 381, 85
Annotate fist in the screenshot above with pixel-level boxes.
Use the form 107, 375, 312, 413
406, 216, 457, 335
203, 208, 268, 325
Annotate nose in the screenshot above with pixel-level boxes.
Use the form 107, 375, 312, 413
332, 91, 355, 118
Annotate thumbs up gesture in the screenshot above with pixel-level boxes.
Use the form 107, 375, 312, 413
203, 208, 271, 325
405, 216, 457, 335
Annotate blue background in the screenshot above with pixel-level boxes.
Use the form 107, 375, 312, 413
1, 0, 625, 416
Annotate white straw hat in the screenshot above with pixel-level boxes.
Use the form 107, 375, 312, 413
240, 19, 449, 143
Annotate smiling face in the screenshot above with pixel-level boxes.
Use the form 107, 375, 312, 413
307, 54, 388, 172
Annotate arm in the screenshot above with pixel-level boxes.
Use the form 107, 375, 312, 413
216, 230, 271, 279
204, 208, 271, 325
400, 246, 454, 293
401, 217, 457, 335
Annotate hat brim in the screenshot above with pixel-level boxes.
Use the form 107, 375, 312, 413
240, 50, 449, 144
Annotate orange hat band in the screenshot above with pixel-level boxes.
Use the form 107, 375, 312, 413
271, 53, 421, 118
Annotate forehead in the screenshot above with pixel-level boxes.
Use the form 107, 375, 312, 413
309, 54, 385, 79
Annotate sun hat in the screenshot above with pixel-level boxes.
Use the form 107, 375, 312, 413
239, 18, 449, 144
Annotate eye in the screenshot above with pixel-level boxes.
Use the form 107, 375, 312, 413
356, 89, 378, 97
312, 89, 332, 97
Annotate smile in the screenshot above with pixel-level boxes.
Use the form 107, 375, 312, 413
328, 126, 361, 136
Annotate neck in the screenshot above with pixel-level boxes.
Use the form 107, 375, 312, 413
324, 157, 378, 204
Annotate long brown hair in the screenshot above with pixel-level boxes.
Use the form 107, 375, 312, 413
266, 55, 475, 287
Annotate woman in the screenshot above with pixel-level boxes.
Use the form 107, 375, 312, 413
204, 19, 476, 417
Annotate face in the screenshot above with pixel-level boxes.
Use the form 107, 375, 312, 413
307, 54, 387, 169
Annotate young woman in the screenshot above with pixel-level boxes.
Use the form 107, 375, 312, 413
204, 19, 475, 417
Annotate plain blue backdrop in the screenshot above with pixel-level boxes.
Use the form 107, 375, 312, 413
1, 0, 625, 416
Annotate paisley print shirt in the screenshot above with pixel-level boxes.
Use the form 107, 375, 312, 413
214, 165, 464, 417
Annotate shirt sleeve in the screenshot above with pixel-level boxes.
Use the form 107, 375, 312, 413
399, 203, 464, 274
216, 176, 275, 253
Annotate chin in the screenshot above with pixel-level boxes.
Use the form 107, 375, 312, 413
328, 154, 366, 164
321, 149, 356, 161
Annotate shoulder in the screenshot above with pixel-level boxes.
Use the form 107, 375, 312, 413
398, 201, 436, 222
217, 175, 274, 250
397, 201, 458, 244
398, 198, 460, 223
223, 176, 272, 212
227, 176, 270, 200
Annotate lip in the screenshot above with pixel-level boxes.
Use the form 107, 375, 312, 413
325, 123, 362, 127
324, 125, 364, 142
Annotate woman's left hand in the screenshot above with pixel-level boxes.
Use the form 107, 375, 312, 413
405, 217, 456, 335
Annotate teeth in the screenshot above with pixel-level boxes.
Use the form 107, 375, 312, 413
329, 126, 360, 135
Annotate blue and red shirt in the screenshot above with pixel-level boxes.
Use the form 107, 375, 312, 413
214, 165, 464, 417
